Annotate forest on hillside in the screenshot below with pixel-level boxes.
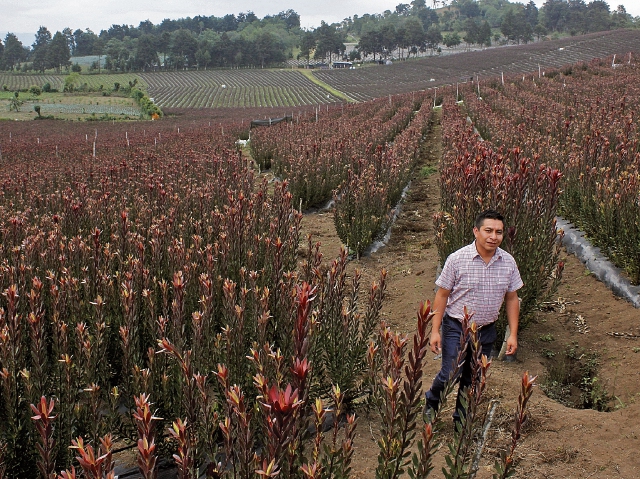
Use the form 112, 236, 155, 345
0, 0, 637, 73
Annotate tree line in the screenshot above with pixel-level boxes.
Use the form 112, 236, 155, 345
0, 0, 636, 73
338, 0, 636, 59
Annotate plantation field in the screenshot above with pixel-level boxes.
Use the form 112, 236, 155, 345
2, 44, 640, 478
296, 129, 640, 479
139, 69, 341, 108
2, 30, 640, 110
0, 73, 145, 92
314, 29, 640, 101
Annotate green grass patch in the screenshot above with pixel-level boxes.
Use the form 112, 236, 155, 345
419, 165, 438, 178
297, 69, 355, 103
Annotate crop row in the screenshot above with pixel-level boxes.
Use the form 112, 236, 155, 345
460, 56, 640, 283
250, 91, 432, 255
0, 73, 145, 92
313, 29, 640, 101
140, 70, 340, 108
0, 73, 63, 91
39, 104, 140, 115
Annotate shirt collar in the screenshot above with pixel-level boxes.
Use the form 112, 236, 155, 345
470, 241, 503, 262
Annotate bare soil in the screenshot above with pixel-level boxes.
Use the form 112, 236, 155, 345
299, 112, 640, 478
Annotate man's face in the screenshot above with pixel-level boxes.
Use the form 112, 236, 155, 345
473, 218, 504, 254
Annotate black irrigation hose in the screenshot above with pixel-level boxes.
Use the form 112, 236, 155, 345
557, 216, 640, 308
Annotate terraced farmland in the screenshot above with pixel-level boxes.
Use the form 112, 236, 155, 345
69, 73, 145, 90
314, 29, 640, 101
0, 73, 144, 91
0, 73, 64, 91
140, 70, 340, 107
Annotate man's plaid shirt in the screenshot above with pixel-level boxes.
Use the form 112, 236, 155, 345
435, 242, 523, 326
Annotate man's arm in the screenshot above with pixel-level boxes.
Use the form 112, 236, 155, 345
504, 290, 520, 355
430, 287, 451, 354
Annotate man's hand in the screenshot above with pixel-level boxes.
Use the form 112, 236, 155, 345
430, 287, 450, 355
506, 333, 518, 355
504, 290, 520, 356
430, 330, 442, 354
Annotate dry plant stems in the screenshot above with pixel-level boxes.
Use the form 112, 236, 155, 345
30, 396, 56, 479
493, 372, 537, 479
373, 300, 433, 479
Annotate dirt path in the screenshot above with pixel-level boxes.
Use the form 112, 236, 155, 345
299, 110, 640, 478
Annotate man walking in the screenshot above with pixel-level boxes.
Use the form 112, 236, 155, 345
425, 209, 523, 426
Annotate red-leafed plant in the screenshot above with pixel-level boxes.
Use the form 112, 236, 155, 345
30, 396, 56, 479
133, 393, 161, 479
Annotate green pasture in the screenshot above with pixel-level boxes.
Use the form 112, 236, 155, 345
1, 91, 141, 121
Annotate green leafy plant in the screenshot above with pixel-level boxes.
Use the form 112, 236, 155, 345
8, 92, 23, 112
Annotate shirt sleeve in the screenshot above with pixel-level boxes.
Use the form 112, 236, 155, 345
508, 261, 524, 292
435, 255, 456, 291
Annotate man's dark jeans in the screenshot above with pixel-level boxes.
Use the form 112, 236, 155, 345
425, 313, 496, 422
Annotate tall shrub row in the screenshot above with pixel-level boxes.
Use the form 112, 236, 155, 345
249, 93, 425, 210
334, 101, 434, 256
250, 93, 431, 255
436, 99, 564, 330
462, 57, 640, 283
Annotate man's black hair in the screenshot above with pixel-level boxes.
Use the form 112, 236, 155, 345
474, 209, 504, 229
